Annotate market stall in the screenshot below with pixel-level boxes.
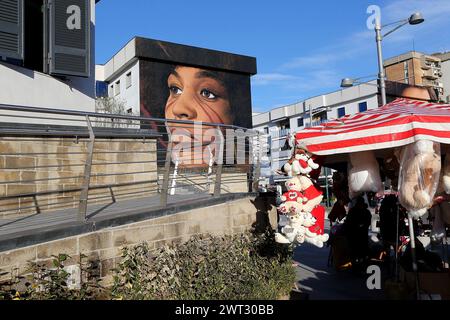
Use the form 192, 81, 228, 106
291, 97, 450, 299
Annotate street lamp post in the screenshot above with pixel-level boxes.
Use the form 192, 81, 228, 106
342, 13, 424, 106
374, 12, 424, 106
375, 21, 387, 106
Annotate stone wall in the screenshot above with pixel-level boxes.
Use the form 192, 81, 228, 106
0, 195, 278, 285
0, 137, 158, 217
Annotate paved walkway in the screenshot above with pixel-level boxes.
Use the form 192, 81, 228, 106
293, 224, 387, 300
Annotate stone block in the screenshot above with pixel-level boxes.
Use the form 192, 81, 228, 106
20, 171, 37, 184
163, 222, 186, 239
100, 258, 116, 278
232, 214, 252, 227
186, 222, 201, 235
36, 238, 78, 260
112, 225, 165, 247
7, 184, 36, 196
5, 156, 35, 169
79, 232, 113, 252
97, 247, 122, 261
0, 247, 37, 269
0, 140, 16, 153
0, 171, 20, 183
228, 198, 256, 217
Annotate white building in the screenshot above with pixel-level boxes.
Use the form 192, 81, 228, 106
433, 52, 450, 102
0, 0, 99, 117
253, 80, 379, 179
95, 40, 140, 115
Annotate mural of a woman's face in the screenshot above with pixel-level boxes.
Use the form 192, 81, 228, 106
165, 66, 233, 125
164, 66, 233, 165
400, 86, 431, 101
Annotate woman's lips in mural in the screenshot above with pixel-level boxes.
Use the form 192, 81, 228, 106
169, 126, 215, 145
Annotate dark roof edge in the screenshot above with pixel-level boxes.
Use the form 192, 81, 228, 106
134, 37, 257, 75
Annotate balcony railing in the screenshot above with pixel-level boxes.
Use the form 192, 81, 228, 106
270, 128, 291, 139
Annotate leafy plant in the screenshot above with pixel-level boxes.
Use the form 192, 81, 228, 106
111, 229, 296, 300
0, 254, 108, 300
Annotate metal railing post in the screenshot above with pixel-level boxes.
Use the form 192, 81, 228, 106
214, 126, 224, 197
78, 115, 95, 221
160, 122, 173, 207
252, 132, 262, 192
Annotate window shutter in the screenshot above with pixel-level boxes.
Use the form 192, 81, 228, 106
48, 0, 90, 77
0, 0, 23, 60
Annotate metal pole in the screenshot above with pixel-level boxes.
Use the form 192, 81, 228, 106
78, 115, 95, 221
214, 126, 224, 197
407, 214, 421, 300
375, 22, 387, 106
160, 121, 173, 207
252, 132, 262, 193
309, 104, 313, 127
325, 167, 329, 207
395, 204, 399, 281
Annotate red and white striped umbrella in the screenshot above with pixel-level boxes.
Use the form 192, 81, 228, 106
295, 98, 450, 156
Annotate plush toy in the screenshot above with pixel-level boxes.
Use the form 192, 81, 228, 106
441, 153, 450, 194
278, 178, 307, 215
297, 175, 323, 213
398, 140, 441, 219
347, 151, 383, 199
275, 213, 307, 244
308, 155, 324, 181
283, 151, 318, 177
282, 140, 319, 177
301, 211, 330, 248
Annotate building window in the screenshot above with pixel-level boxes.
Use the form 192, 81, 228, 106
297, 118, 304, 127
358, 102, 367, 113
127, 108, 133, 114
264, 127, 269, 134
126, 72, 132, 88
337, 107, 346, 118
108, 85, 114, 97
403, 61, 409, 84
114, 80, 121, 96
96, 81, 108, 98
279, 119, 290, 130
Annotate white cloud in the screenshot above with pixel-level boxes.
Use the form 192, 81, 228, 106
253, 0, 450, 110
280, 53, 337, 70
383, 0, 450, 23
252, 73, 299, 86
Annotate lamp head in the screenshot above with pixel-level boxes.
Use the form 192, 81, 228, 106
341, 78, 354, 88
408, 12, 424, 25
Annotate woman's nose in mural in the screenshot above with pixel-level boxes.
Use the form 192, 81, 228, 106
171, 93, 198, 121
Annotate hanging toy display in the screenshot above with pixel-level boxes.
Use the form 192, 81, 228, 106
275, 141, 329, 248
398, 140, 441, 219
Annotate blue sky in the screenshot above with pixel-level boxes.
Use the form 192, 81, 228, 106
95, 0, 450, 113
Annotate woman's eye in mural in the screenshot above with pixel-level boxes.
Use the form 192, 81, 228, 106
169, 85, 183, 96
200, 88, 218, 100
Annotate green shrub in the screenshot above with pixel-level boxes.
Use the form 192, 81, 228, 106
0, 254, 106, 300
111, 229, 296, 300
0, 230, 296, 300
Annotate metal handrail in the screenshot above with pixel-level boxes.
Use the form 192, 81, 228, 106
0, 103, 264, 224
0, 103, 258, 133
